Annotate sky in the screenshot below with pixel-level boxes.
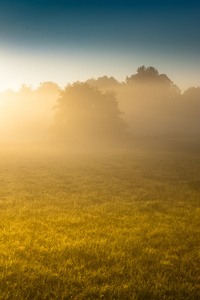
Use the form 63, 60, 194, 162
0, 0, 199, 91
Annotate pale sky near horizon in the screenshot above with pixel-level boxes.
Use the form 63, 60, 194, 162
0, 0, 199, 92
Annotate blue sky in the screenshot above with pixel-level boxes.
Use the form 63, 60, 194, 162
0, 0, 199, 91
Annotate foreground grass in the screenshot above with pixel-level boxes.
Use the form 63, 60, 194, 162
0, 142, 200, 299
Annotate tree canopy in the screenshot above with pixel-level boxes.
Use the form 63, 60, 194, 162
86, 76, 120, 90
126, 66, 180, 95
51, 82, 127, 145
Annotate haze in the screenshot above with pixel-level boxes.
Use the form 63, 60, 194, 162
0, 67, 200, 147
0, 0, 199, 147
1, 2, 200, 298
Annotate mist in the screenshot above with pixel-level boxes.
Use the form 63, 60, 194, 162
0, 66, 200, 151
0, 82, 60, 144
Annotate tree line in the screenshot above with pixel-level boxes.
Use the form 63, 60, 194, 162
0, 66, 200, 144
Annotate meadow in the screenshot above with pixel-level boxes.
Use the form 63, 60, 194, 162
0, 138, 200, 299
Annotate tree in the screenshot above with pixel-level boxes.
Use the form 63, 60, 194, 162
126, 66, 180, 95
37, 81, 60, 94
86, 76, 120, 90
51, 82, 127, 145
183, 87, 200, 101
180, 87, 200, 134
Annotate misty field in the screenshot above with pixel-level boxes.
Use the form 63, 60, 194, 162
0, 140, 200, 299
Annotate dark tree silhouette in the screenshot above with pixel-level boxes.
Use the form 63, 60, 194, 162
51, 82, 127, 145
126, 66, 180, 95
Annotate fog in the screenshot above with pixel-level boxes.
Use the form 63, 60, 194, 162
0, 82, 60, 143
86, 67, 200, 138
0, 67, 200, 151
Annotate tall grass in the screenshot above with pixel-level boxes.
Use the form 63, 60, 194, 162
0, 142, 200, 299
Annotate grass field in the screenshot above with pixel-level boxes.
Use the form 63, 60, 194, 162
0, 139, 200, 299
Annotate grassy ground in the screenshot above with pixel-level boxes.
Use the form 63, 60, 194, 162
0, 140, 200, 299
